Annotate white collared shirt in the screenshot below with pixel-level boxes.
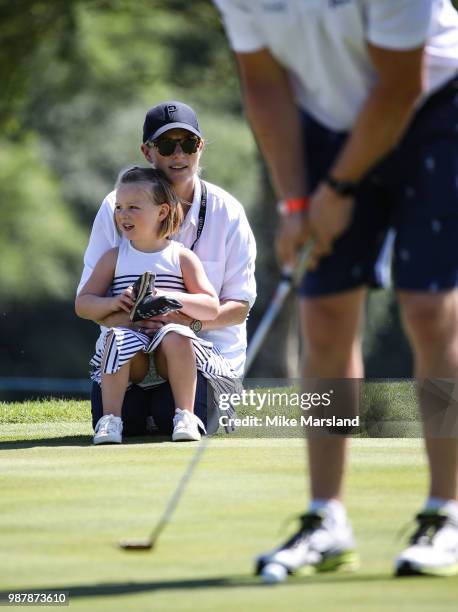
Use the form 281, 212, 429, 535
77, 178, 257, 376
214, 0, 458, 131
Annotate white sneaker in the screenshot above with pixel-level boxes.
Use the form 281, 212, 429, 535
395, 511, 458, 576
93, 414, 123, 445
172, 408, 206, 442
256, 511, 359, 582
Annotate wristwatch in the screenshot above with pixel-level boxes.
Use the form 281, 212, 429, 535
190, 319, 202, 333
324, 174, 358, 197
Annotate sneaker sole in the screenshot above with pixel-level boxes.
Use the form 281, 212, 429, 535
93, 435, 122, 445
172, 431, 201, 442
296, 550, 360, 575
256, 550, 360, 577
395, 560, 458, 577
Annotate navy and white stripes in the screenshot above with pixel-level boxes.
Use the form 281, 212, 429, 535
110, 272, 186, 296
89, 240, 240, 431
90, 323, 240, 429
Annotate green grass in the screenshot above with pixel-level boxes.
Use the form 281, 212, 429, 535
1, 400, 457, 611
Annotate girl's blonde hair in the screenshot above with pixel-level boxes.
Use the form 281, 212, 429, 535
115, 166, 184, 238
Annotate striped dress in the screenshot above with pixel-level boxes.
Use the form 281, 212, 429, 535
89, 239, 239, 423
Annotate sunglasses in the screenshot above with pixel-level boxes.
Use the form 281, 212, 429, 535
149, 137, 201, 157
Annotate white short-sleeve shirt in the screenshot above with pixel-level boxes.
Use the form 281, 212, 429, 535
77, 178, 257, 377
214, 0, 458, 131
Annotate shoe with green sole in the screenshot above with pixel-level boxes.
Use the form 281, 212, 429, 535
395, 510, 458, 577
256, 511, 359, 582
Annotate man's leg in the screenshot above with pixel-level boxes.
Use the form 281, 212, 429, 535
396, 289, 458, 575
301, 289, 366, 500
257, 288, 366, 579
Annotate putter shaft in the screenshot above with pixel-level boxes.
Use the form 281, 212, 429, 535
119, 243, 311, 551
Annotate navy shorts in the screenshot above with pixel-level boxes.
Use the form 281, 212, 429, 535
299, 76, 458, 297
91, 372, 210, 436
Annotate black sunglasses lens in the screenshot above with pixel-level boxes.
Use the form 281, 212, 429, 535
155, 140, 176, 156
154, 138, 199, 156
181, 138, 199, 154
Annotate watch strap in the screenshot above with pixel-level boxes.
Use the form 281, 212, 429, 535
324, 175, 358, 197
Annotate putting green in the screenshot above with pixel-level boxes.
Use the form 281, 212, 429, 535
1, 402, 457, 611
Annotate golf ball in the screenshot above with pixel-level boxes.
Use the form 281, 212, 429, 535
261, 562, 288, 584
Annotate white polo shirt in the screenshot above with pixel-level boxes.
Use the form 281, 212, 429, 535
214, 0, 458, 131
77, 179, 257, 376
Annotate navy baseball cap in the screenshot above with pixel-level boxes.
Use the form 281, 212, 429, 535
142, 101, 202, 143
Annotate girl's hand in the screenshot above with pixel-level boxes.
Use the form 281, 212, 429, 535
110, 287, 134, 314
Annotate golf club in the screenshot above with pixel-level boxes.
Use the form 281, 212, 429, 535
119, 242, 312, 552
244, 242, 312, 374
119, 437, 209, 550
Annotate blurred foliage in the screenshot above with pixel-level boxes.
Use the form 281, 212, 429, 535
0, 0, 261, 378
0, 0, 259, 303
0, 138, 86, 298
2, 0, 446, 379
363, 289, 412, 378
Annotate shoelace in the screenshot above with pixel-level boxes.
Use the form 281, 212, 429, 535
280, 513, 324, 549
409, 512, 448, 546
96, 415, 119, 434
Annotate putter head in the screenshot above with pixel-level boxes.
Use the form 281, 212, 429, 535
118, 538, 154, 551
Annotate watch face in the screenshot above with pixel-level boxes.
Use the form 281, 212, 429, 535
191, 320, 202, 333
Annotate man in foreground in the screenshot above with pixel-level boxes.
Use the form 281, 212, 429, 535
214, 0, 458, 577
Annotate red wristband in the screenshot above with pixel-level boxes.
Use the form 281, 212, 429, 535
277, 196, 310, 216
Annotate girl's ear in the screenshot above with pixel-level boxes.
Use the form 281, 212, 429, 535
158, 202, 171, 221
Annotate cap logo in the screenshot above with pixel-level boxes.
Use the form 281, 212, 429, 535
166, 104, 178, 120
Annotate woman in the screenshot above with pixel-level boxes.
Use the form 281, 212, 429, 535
77, 101, 257, 437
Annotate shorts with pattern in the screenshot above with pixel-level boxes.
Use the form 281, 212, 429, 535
299, 76, 458, 297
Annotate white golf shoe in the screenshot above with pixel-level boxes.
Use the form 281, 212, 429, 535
256, 511, 359, 582
395, 511, 458, 576
93, 414, 123, 445
172, 408, 206, 442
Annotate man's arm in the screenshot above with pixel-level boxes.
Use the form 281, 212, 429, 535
329, 44, 424, 183
235, 49, 306, 201
235, 49, 309, 265
307, 43, 424, 267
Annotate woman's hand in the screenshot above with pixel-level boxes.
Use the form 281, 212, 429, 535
136, 310, 193, 335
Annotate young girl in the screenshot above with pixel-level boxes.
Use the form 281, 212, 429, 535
75, 166, 228, 444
